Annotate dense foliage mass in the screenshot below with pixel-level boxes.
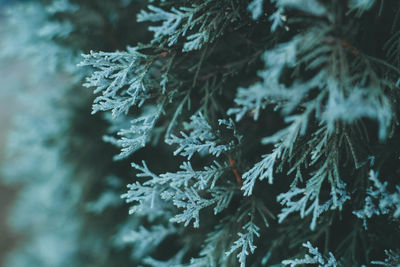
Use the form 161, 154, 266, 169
1, 0, 400, 266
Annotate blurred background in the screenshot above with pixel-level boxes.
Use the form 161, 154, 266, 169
0, 60, 19, 267
0, 1, 151, 266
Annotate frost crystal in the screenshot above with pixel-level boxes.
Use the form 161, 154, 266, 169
353, 170, 400, 228
282, 242, 338, 267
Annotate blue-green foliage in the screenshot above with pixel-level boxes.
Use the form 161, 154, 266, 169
226, 221, 260, 267
282, 242, 338, 267
137, 2, 241, 52
79, 49, 156, 117
2, 0, 400, 266
371, 250, 400, 267
103, 105, 164, 160
166, 113, 236, 159
80, 0, 400, 266
353, 170, 400, 228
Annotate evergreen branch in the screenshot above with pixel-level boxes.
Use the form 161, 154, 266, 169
282, 242, 338, 267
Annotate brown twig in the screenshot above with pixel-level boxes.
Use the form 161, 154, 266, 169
227, 155, 244, 191
341, 39, 360, 55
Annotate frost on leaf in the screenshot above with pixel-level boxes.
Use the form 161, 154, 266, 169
241, 110, 312, 196
231, 22, 394, 139
228, 37, 300, 122
226, 221, 261, 267
125, 158, 232, 228
138, 2, 240, 52
241, 147, 280, 196
161, 161, 226, 190
353, 170, 400, 228
122, 161, 165, 215
276, 127, 350, 230
160, 160, 232, 227
166, 112, 235, 159
282, 242, 338, 267
79, 48, 155, 118
166, 187, 218, 228
277, 155, 349, 230
277, 181, 349, 231
103, 105, 164, 160
371, 249, 400, 267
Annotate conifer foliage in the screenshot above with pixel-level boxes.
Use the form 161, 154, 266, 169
2, 0, 400, 266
